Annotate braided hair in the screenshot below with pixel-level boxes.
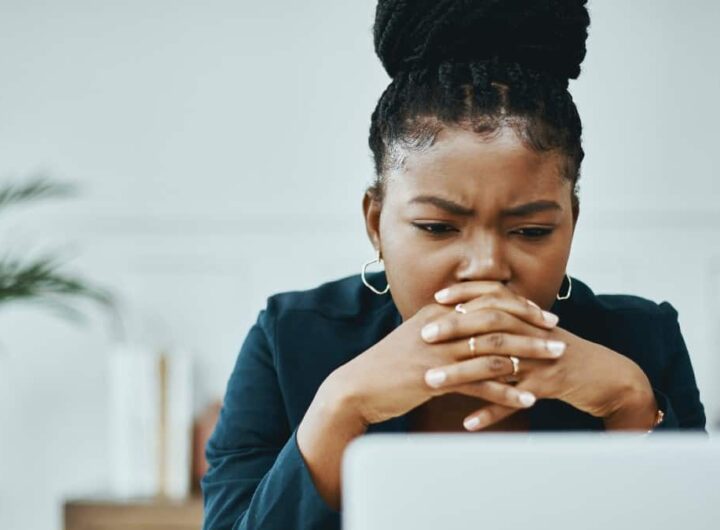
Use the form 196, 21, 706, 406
368, 0, 591, 212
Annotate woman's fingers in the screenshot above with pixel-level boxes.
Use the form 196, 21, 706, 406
434, 281, 558, 330
462, 403, 519, 431
449, 380, 537, 409
458, 295, 558, 330
434, 281, 511, 305
459, 380, 542, 431
438, 332, 566, 362
421, 307, 557, 345
424, 355, 521, 389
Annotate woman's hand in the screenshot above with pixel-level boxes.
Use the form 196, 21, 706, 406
427, 281, 658, 431
326, 286, 560, 427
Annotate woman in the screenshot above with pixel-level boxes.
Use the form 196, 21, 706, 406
201, 1, 706, 529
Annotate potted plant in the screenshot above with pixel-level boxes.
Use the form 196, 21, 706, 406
0, 176, 114, 321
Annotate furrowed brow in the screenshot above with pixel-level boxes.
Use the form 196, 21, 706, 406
409, 195, 474, 216
500, 200, 562, 217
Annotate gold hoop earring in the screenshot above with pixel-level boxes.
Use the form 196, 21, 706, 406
556, 274, 572, 301
361, 250, 390, 295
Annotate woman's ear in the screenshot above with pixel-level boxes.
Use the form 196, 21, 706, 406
362, 190, 382, 251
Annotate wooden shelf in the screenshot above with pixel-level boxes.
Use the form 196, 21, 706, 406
64, 495, 203, 530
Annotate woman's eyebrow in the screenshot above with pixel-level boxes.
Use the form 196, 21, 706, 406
501, 200, 563, 217
408, 195, 562, 217
408, 195, 474, 216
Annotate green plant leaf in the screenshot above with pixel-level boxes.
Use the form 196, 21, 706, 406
0, 176, 116, 329
0, 256, 114, 310
0, 175, 76, 213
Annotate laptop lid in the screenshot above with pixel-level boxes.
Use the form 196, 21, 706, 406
342, 432, 718, 530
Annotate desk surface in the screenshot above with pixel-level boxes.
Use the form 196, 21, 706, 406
64, 495, 203, 530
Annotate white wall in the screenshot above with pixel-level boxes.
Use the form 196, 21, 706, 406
0, 1, 718, 529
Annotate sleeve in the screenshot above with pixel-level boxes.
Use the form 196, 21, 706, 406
201, 306, 342, 530
649, 302, 707, 433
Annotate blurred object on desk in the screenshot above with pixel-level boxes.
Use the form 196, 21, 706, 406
63, 495, 202, 530
108, 345, 193, 499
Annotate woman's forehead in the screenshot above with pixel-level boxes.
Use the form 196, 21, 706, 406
384, 127, 569, 206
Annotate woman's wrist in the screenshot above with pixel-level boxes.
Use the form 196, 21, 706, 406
296, 374, 368, 510
603, 382, 658, 431
316, 368, 369, 431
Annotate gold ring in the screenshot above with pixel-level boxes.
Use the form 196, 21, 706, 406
468, 336, 477, 355
508, 355, 520, 376
455, 303, 467, 314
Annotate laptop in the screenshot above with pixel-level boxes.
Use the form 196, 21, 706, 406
342, 432, 718, 530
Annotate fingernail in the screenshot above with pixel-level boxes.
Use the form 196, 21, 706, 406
434, 288, 450, 302
421, 323, 439, 341
546, 340, 566, 357
425, 369, 447, 388
542, 311, 559, 326
463, 412, 487, 431
518, 391, 536, 407
464, 413, 485, 431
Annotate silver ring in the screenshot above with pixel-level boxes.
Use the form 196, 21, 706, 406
508, 355, 520, 376
454, 303, 467, 314
468, 336, 477, 355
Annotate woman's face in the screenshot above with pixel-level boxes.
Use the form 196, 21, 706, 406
363, 125, 578, 320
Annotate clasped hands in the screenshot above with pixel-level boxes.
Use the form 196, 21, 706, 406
419, 281, 657, 431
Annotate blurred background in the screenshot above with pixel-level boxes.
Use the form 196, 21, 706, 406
0, 0, 718, 529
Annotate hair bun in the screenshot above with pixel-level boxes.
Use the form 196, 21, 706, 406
374, 0, 590, 81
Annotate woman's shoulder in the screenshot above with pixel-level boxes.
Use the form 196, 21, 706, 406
566, 276, 678, 322
560, 276, 680, 357
257, 273, 400, 374
264, 271, 395, 321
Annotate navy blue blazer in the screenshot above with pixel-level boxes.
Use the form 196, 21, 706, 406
201, 272, 706, 530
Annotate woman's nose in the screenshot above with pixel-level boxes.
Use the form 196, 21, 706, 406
455, 234, 511, 283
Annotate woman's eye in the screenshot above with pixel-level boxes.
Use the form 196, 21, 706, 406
514, 227, 554, 239
412, 222, 457, 235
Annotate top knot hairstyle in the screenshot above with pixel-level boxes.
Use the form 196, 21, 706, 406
368, 0, 591, 210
